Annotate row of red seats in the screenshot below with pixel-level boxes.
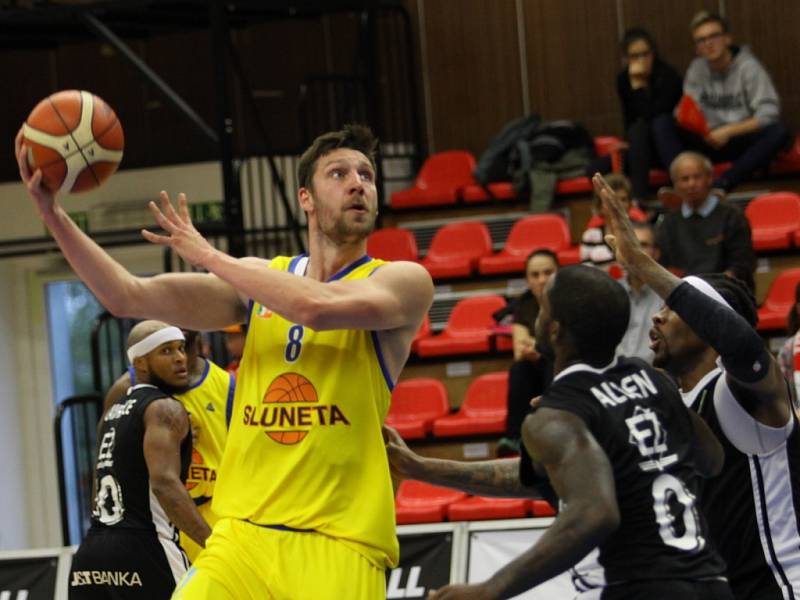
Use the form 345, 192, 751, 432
391, 135, 800, 210
745, 192, 800, 251
757, 267, 800, 330
395, 479, 556, 524
386, 373, 508, 439
367, 214, 580, 280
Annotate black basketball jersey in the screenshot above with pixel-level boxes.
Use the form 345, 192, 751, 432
521, 357, 727, 590
687, 368, 800, 600
91, 384, 192, 540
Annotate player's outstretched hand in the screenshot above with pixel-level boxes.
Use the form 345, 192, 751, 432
16, 127, 57, 219
427, 582, 495, 599
591, 173, 642, 268
142, 191, 216, 268
383, 425, 420, 480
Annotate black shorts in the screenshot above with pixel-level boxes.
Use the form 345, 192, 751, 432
601, 578, 734, 600
69, 529, 188, 600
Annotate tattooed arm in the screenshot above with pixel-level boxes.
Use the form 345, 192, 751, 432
384, 425, 536, 498
143, 397, 212, 547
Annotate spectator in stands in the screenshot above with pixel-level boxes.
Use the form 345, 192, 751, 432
615, 221, 662, 363
496, 249, 559, 457
613, 28, 683, 203
777, 281, 800, 405
581, 173, 646, 270
656, 151, 755, 290
652, 11, 789, 192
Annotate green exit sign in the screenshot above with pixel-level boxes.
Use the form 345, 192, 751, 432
188, 201, 225, 224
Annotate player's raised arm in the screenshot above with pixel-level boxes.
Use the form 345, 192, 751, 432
384, 425, 535, 498
143, 397, 212, 548
595, 172, 791, 427
16, 129, 247, 330
430, 409, 620, 600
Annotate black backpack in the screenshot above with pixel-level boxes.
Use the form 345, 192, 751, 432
473, 113, 542, 186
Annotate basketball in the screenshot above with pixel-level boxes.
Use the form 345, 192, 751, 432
22, 90, 124, 194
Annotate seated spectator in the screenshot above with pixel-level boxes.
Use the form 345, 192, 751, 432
609, 28, 682, 202
496, 249, 558, 456
777, 282, 800, 406
656, 151, 755, 290
581, 173, 646, 270
652, 11, 789, 192
615, 221, 662, 363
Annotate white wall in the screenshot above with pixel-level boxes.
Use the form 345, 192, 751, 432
0, 161, 224, 549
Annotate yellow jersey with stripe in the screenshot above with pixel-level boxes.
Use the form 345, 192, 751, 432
174, 359, 235, 505
211, 254, 398, 568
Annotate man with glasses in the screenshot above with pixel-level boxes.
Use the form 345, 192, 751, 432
652, 11, 788, 192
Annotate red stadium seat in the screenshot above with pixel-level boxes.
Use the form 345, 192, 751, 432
478, 214, 574, 275
745, 192, 800, 251
757, 268, 800, 331
367, 227, 418, 262
385, 378, 450, 440
432, 371, 508, 437
390, 151, 476, 209
421, 221, 493, 279
531, 499, 557, 517
769, 135, 800, 176
410, 314, 432, 355
447, 494, 530, 521
462, 181, 518, 203
417, 295, 507, 357
395, 480, 467, 524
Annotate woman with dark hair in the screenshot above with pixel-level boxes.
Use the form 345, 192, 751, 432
777, 281, 800, 405
611, 28, 683, 203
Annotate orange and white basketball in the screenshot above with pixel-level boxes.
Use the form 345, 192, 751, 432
22, 90, 124, 194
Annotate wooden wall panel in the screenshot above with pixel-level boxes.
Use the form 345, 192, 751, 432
724, 0, 800, 134
420, 0, 524, 154
522, 0, 621, 137
620, 0, 719, 75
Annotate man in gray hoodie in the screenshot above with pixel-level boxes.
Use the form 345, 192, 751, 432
652, 11, 789, 192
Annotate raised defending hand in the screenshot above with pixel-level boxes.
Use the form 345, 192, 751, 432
15, 127, 57, 220
427, 582, 495, 600
141, 191, 217, 268
591, 173, 642, 268
383, 425, 419, 479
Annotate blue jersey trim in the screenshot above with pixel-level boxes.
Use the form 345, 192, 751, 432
250, 522, 314, 533
185, 359, 211, 392
127, 365, 135, 385
245, 298, 254, 329
225, 372, 235, 429
193, 496, 212, 507
328, 255, 371, 282
370, 330, 395, 392
288, 253, 308, 274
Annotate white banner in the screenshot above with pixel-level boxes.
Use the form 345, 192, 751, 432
467, 528, 575, 599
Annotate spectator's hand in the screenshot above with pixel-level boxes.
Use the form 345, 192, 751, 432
142, 191, 217, 268
530, 395, 542, 408
592, 173, 643, 268
15, 127, 58, 220
520, 338, 540, 362
428, 582, 495, 600
383, 425, 420, 479
705, 126, 731, 149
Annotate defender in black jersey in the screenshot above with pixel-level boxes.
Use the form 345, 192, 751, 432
595, 172, 799, 600
424, 265, 731, 600
70, 322, 211, 600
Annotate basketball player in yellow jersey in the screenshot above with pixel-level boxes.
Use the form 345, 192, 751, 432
17, 124, 434, 599
103, 330, 234, 563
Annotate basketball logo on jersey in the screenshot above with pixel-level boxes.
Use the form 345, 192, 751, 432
185, 448, 216, 495
242, 372, 351, 445
625, 406, 679, 472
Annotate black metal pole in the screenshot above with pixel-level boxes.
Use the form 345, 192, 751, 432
209, 0, 245, 258
82, 12, 219, 145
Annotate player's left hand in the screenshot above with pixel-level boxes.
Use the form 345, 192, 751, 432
592, 173, 642, 268
142, 191, 216, 268
427, 582, 495, 599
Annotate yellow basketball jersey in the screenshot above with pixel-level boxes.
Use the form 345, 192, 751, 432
212, 255, 398, 568
174, 359, 235, 504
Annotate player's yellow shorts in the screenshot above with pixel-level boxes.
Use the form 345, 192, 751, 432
171, 518, 386, 600
179, 502, 221, 564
